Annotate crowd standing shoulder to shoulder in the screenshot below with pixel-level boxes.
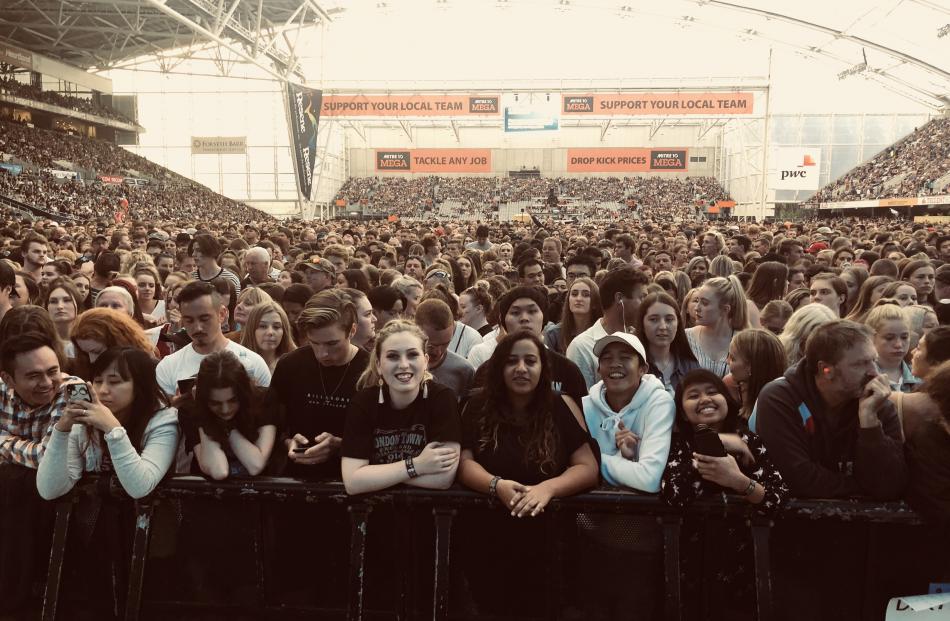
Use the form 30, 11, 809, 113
2, 166, 950, 617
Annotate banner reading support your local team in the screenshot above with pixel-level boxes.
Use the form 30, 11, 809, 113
286, 84, 323, 200
562, 92, 754, 116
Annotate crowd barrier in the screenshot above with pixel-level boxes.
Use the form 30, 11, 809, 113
40, 475, 929, 621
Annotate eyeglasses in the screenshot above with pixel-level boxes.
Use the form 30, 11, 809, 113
427, 270, 451, 280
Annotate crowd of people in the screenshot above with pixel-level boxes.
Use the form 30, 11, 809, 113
0, 119, 273, 222
808, 116, 950, 204
334, 174, 732, 216
1, 199, 949, 619
0, 70, 135, 124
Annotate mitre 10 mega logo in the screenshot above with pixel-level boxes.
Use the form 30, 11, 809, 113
376, 151, 411, 170
650, 150, 687, 170
469, 97, 499, 113
563, 96, 594, 113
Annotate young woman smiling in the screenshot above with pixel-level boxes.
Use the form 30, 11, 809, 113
341, 320, 460, 494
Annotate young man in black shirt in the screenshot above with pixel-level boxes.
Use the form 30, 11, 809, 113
267, 291, 369, 480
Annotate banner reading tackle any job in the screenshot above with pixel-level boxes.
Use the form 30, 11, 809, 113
286, 84, 323, 200
376, 149, 491, 173
563, 92, 753, 116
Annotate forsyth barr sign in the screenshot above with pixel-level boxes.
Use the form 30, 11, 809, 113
772, 148, 821, 191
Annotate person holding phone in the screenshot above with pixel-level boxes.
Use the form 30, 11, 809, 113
659, 368, 788, 621
661, 368, 787, 510
37, 346, 178, 500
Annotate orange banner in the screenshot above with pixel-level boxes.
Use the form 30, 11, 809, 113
563, 92, 754, 116
375, 149, 492, 173
566, 148, 688, 173
322, 95, 500, 117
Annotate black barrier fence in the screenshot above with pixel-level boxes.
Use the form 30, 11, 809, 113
38, 476, 940, 621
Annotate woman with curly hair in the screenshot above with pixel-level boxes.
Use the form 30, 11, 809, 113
456, 331, 598, 615
70, 308, 156, 380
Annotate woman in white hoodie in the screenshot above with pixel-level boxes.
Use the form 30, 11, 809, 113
582, 332, 675, 493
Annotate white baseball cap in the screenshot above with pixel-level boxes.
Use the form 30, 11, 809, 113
593, 332, 647, 363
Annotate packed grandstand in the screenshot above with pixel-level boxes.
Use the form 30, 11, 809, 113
1, 2, 950, 621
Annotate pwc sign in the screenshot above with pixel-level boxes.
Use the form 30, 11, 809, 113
772, 148, 821, 191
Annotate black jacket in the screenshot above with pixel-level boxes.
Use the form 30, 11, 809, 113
753, 361, 906, 500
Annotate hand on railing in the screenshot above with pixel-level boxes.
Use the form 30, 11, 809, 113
413, 442, 459, 476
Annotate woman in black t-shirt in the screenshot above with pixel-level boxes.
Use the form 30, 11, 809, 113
341, 320, 460, 494
456, 332, 598, 615
459, 331, 598, 513
179, 350, 275, 479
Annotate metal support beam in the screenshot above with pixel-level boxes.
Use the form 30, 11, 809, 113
599, 119, 611, 142
142, 0, 301, 83
649, 118, 666, 139
450, 120, 460, 142
398, 120, 413, 143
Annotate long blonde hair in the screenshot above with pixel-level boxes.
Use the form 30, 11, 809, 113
357, 320, 433, 390
699, 276, 750, 331
779, 304, 838, 367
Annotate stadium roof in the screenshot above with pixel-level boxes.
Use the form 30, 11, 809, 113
0, 1, 947, 109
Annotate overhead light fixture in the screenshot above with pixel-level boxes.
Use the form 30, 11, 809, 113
837, 62, 867, 80
938, 24, 950, 38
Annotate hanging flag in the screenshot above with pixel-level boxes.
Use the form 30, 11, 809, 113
286, 84, 323, 201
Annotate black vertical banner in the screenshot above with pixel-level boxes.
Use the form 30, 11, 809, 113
286, 84, 323, 200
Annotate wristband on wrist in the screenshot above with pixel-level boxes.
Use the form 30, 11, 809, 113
405, 455, 419, 478
741, 478, 756, 496
488, 476, 502, 499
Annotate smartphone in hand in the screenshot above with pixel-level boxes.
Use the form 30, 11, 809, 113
691, 424, 727, 457
67, 383, 92, 403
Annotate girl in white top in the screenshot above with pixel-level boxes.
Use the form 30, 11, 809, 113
37, 347, 179, 500
685, 276, 750, 378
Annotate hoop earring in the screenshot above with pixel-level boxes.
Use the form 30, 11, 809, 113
378, 378, 385, 404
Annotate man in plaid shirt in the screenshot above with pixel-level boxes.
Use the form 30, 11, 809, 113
0, 333, 83, 610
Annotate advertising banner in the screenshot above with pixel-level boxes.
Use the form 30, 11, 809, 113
45, 169, 80, 180
0, 43, 33, 70
562, 92, 753, 116
97, 175, 124, 184
914, 216, 950, 224
375, 149, 491, 173
191, 136, 247, 155
322, 95, 500, 117
566, 148, 689, 173
286, 84, 323, 200
504, 94, 559, 132
772, 147, 821, 190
